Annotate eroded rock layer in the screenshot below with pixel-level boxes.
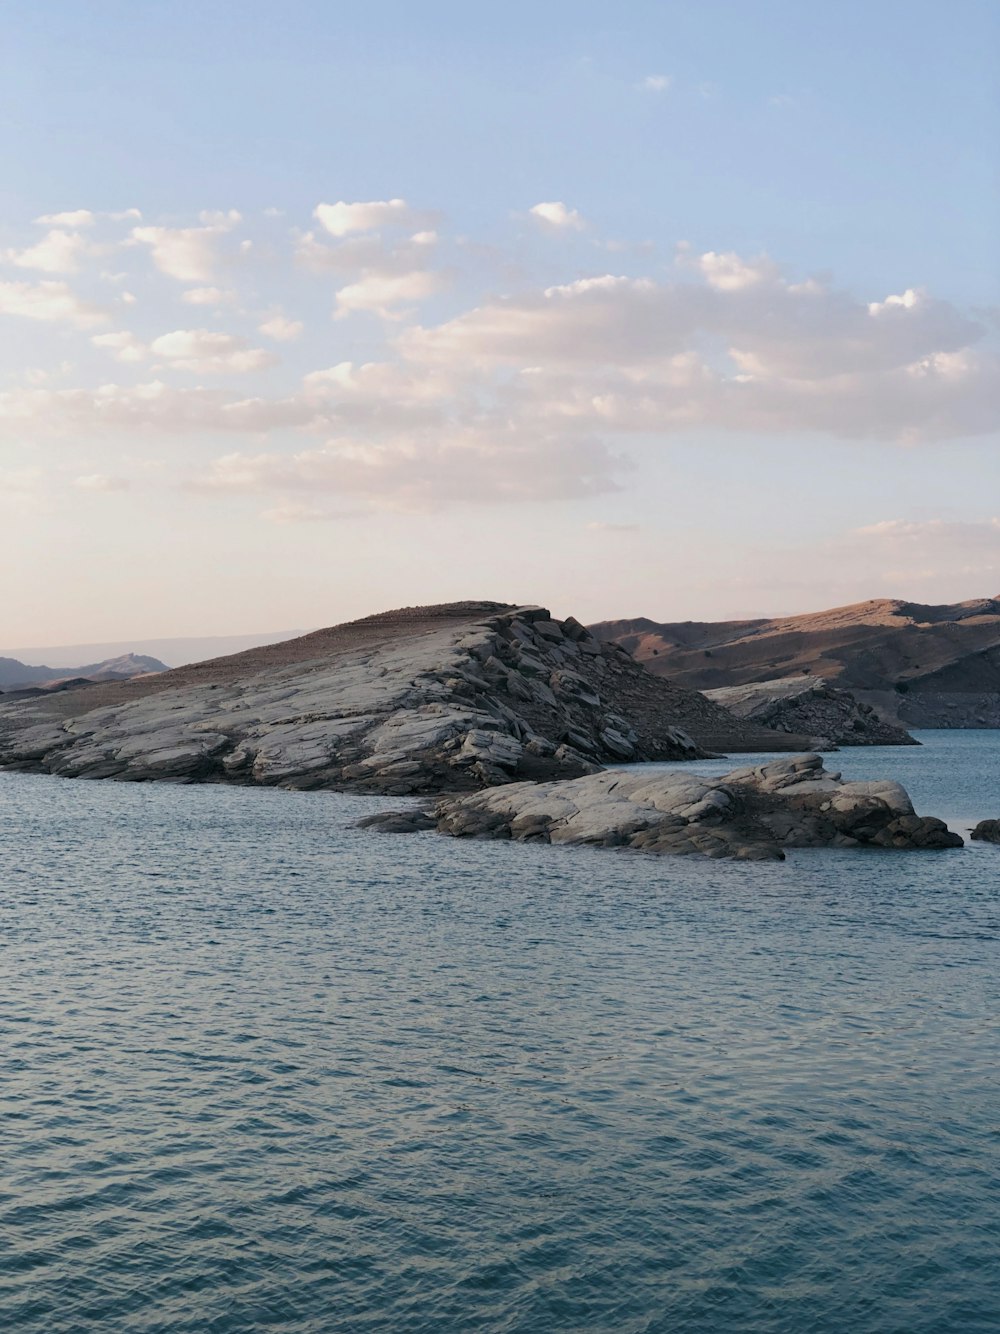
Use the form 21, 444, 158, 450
0, 603, 811, 794
367, 754, 962, 860
703, 677, 917, 746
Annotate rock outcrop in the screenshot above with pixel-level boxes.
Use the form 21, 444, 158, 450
0, 602, 813, 795
365, 754, 962, 860
591, 595, 1000, 729
970, 819, 1000, 844
703, 677, 918, 746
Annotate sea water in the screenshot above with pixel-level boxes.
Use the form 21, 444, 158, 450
0, 733, 997, 1332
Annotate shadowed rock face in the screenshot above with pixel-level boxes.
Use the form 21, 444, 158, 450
703, 677, 918, 746
364, 754, 963, 860
971, 819, 1000, 844
0, 603, 811, 795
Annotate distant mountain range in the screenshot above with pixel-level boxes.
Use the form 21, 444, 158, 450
0, 653, 167, 693
0, 630, 305, 672
591, 596, 1000, 728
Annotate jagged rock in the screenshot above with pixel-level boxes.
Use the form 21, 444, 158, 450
703, 677, 918, 746
1, 601, 809, 795
971, 819, 1000, 843
378, 754, 962, 861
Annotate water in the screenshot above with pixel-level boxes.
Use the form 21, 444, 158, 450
0, 732, 997, 1332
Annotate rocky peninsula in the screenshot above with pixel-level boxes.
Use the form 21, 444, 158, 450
364, 754, 963, 860
0, 602, 814, 794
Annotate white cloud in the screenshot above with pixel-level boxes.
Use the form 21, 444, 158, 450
258, 315, 303, 341
0, 280, 107, 328
132, 215, 241, 282
529, 201, 586, 231
868, 288, 921, 316
191, 429, 624, 511
313, 198, 418, 237
6, 229, 92, 273
640, 75, 671, 92
92, 330, 148, 363
35, 209, 96, 227
150, 329, 277, 374
74, 473, 131, 492
697, 250, 779, 291
334, 270, 443, 319
182, 286, 236, 306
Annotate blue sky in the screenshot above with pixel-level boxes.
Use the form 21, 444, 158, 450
1, 1, 997, 645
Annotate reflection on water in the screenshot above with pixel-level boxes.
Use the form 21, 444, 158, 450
0, 732, 997, 1332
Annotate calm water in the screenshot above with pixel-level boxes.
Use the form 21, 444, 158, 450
0, 732, 997, 1332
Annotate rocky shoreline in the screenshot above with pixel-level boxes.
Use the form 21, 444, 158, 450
0, 603, 815, 795
362, 754, 964, 861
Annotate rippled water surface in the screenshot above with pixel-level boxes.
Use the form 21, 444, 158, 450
1, 732, 998, 1332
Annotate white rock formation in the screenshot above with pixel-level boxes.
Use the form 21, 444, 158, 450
0, 605, 727, 793
384, 754, 963, 859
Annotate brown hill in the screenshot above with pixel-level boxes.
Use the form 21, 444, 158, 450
591, 597, 1000, 728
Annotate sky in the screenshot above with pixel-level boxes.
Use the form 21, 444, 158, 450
1, 0, 998, 649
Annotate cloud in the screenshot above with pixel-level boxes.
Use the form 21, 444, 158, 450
398, 256, 994, 441
149, 329, 277, 374
6, 229, 92, 273
697, 251, 779, 291
313, 198, 426, 237
261, 500, 357, 523
821, 518, 1000, 595
258, 315, 303, 341
92, 330, 148, 363
35, 209, 96, 227
73, 473, 131, 492
132, 213, 241, 282
529, 201, 586, 231
182, 286, 236, 306
640, 75, 671, 92
190, 428, 625, 511
334, 270, 443, 319
852, 517, 1000, 548
0, 280, 107, 328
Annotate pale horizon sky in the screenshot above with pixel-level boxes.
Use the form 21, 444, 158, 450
2, 0, 998, 647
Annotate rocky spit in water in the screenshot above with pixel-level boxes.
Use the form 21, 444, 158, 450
0, 603, 815, 796
703, 676, 917, 747
970, 818, 1000, 843
363, 754, 964, 861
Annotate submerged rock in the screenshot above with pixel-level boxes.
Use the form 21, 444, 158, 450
370, 754, 963, 861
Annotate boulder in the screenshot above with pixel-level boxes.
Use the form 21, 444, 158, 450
971, 818, 1000, 844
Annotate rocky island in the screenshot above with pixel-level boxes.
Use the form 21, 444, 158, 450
0, 600, 967, 861
0, 602, 815, 793
363, 754, 963, 860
